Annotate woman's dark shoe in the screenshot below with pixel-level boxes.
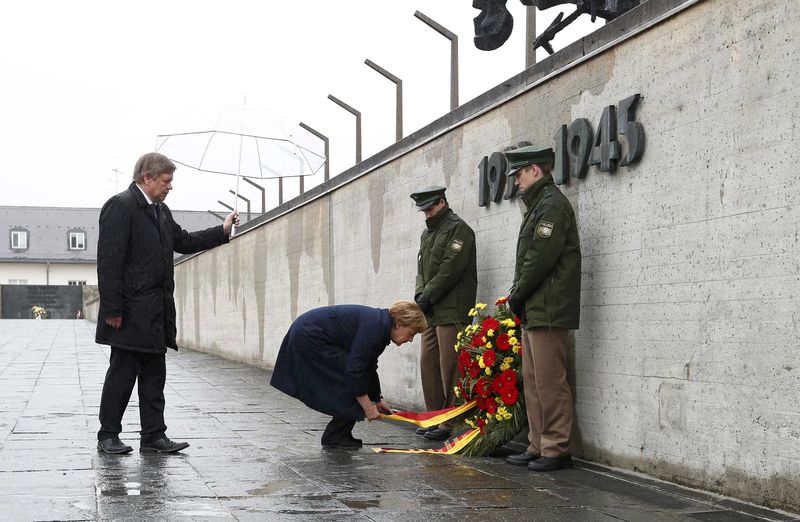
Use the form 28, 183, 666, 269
415, 426, 437, 436
423, 427, 452, 441
322, 438, 362, 449
97, 437, 133, 454
505, 451, 539, 466
140, 437, 190, 454
528, 455, 573, 471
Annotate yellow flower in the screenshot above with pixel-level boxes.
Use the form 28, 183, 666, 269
456, 332, 462, 340
501, 319, 515, 327
476, 303, 487, 310
468, 308, 477, 317
499, 362, 510, 371
508, 329, 515, 337
503, 357, 514, 364
486, 329, 495, 337
509, 337, 519, 346
478, 356, 485, 369
495, 413, 503, 421
486, 342, 493, 349
454, 386, 461, 398
504, 412, 513, 420
484, 367, 492, 376
512, 345, 521, 354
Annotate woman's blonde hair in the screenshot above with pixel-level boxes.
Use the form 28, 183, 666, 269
389, 300, 428, 333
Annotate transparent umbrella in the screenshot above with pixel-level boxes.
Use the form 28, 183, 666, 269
155, 104, 326, 234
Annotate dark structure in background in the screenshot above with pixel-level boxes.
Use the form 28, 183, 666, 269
1, 285, 83, 319
473, 0, 640, 53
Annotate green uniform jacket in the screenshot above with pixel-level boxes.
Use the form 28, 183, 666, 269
415, 206, 478, 327
512, 176, 581, 330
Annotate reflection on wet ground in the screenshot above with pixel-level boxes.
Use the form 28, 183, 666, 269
0, 320, 795, 521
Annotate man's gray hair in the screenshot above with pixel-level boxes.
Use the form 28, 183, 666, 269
133, 152, 176, 183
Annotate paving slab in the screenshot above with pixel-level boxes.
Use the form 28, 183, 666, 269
0, 319, 796, 521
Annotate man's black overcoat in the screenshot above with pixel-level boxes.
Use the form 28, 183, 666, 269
270, 305, 392, 421
95, 182, 228, 353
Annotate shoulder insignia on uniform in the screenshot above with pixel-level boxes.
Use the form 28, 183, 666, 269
536, 221, 554, 238
450, 239, 464, 252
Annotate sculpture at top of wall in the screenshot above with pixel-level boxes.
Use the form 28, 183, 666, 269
473, 0, 640, 54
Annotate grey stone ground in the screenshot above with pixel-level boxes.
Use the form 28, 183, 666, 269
0, 320, 796, 522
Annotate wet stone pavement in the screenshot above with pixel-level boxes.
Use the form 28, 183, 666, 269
0, 320, 796, 522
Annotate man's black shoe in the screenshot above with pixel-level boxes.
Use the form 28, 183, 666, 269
415, 426, 436, 436
505, 451, 539, 466
528, 455, 572, 471
97, 437, 133, 454
423, 427, 451, 441
140, 437, 190, 454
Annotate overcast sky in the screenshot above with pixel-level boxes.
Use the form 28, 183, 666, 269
0, 1, 600, 212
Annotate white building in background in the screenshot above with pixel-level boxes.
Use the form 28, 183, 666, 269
0, 205, 224, 285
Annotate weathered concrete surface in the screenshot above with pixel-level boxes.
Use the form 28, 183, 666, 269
168, 0, 800, 512
1, 320, 796, 521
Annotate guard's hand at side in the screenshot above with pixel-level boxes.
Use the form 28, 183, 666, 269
507, 295, 525, 322
223, 212, 241, 235
414, 293, 432, 315
105, 316, 123, 330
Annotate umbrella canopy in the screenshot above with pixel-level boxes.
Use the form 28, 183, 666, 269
155, 104, 326, 179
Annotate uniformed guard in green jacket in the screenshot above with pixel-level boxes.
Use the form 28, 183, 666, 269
503, 146, 581, 472
410, 186, 478, 441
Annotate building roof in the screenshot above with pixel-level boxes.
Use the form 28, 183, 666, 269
0, 205, 224, 263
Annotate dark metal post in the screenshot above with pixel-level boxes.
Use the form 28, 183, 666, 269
364, 59, 403, 141
526, 6, 537, 68
299, 122, 330, 182
229, 190, 251, 222
327, 94, 362, 164
414, 11, 458, 111
217, 200, 234, 212
242, 177, 266, 213
207, 210, 225, 221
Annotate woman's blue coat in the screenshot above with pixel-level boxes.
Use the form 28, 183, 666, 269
270, 305, 392, 421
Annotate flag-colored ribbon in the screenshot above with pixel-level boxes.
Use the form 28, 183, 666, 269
373, 428, 481, 454
378, 400, 477, 428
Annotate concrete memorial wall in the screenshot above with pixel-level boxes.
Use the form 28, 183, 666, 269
171, 0, 798, 511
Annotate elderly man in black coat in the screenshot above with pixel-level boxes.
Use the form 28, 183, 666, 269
271, 301, 428, 449
95, 152, 239, 454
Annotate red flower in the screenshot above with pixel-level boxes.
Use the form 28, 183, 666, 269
513, 315, 521, 325
485, 399, 498, 415
476, 417, 487, 433
490, 375, 505, 394
500, 385, 519, 405
468, 362, 480, 378
495, 296, 508, 305
458, 349, 472, 370
496, 333, 511, 351
470, 333, 486, 347
475, 377, 491, 398
500, 368, 517, 385
483, 349, 497, 368
481, 317, 500, 332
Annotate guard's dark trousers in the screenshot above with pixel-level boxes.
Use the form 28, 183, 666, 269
98, 347, 167, 444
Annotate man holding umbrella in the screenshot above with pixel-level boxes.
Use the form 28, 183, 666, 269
95, 152, 239, 454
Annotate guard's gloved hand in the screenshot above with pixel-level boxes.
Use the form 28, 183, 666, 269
415, 293, 433, 315
507, 294, 525, 322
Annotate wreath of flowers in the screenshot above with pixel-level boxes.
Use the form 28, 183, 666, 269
452, 296, 526, 457
31, 305, 47, 319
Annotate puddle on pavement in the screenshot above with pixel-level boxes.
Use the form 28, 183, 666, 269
100, 482, 145, 496
246, 480, 293, 495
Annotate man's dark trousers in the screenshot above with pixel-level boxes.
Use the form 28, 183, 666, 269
98, 347, 167, 444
